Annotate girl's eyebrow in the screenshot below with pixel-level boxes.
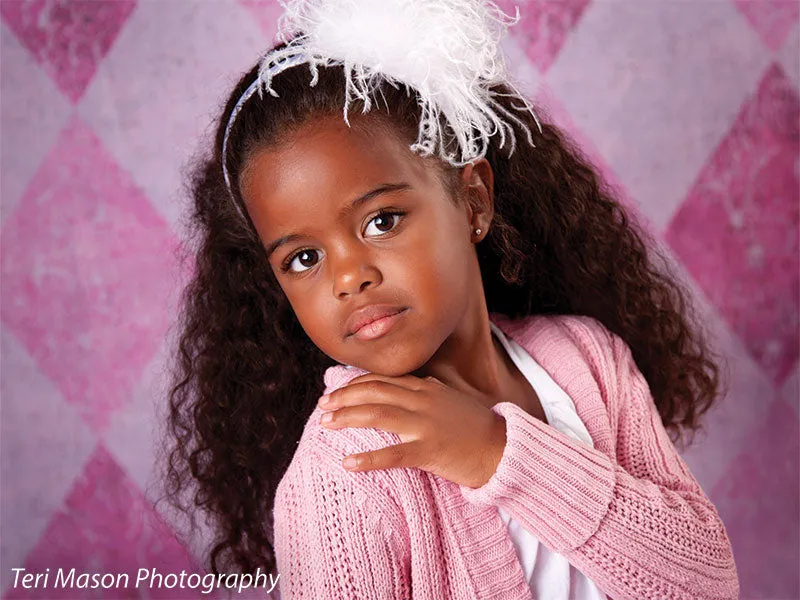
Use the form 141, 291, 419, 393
264, 182, 411, 258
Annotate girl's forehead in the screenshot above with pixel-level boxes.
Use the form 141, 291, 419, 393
241, 115, 439, 218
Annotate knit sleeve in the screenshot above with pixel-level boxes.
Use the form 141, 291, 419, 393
273, 448, 411, 600
457, 327, 740, 600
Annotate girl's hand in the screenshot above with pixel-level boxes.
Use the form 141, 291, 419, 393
317, 373, 507, 489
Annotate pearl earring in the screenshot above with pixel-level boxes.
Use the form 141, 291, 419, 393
474, 228, 482, 235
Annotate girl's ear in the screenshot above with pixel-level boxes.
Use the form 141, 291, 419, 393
460, 159, 494, 239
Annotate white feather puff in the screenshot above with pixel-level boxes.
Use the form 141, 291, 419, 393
261, 0, 543, 166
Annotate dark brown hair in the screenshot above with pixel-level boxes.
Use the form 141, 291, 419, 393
157, 40, 727, 578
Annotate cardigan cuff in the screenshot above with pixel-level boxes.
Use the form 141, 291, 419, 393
459, 401, 617, 553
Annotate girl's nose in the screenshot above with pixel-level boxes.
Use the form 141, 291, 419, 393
331, 247, 382, 299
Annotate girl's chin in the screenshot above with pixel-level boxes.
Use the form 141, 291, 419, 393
343, 352, 430, 378
347, 363, 415, 378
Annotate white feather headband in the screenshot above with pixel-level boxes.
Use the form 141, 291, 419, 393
222, 0, 543, 220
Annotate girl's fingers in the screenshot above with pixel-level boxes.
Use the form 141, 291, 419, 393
346, 372, 424, 390
321, 377, 417, 409
342, 440, 423, 472
320, 403, 414, 437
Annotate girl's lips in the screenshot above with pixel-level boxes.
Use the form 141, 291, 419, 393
351, 308, 408, 341
346, 304, 406, 336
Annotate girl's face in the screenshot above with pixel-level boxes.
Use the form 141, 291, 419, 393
240, 114, 489, 376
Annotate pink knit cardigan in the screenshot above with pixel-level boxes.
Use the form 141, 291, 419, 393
272, 312, 740, 600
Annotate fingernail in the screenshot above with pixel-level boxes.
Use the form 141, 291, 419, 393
319, 394, 331, 406
320, 412, 333, 424
343, 456, 358, 469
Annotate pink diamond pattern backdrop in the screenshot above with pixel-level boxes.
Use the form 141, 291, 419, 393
0, 1, 797, 600
734, 0, 800, 52
0, 0, 136, 104
496, 0, 591, 74
5, 445, 202, 600
666, 63, 800, 388
0, 115, 178, 434
711, 397, 800, 600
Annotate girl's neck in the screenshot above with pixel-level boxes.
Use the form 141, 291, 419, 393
410, 306, 542, 419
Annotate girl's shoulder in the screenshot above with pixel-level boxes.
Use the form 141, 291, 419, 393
492, 311, 626, 418
271, 380, 412, 584
274, 365, 413, 515
490, 311, 617, 362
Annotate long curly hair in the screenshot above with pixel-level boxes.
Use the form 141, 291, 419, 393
157, 40, 727, 578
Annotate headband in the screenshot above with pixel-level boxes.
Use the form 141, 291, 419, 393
221, 0, 543, 221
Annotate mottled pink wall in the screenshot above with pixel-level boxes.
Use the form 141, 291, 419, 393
1, 1, 797, 599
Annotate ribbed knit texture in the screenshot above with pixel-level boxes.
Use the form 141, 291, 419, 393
272, 313, 740, 600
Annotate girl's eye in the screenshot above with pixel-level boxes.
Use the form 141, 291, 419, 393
282, 249, 320, 274
364, 210, 404, 237
280, 210, 405, 275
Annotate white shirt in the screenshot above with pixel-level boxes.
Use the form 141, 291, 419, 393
490, 321, 608, 600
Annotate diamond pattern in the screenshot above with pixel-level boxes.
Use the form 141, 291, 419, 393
0, 0, 136, 103
76, 0, 267, 230
0, 2, 797, 599
734, 0, 800, 52
0, 116, 179, 433
0, 327, 96, 594
4, 445, 202, 599
665, 63, 799, 386
0, 21, 72, 227
496, 0, 591, 73
711, 397, 799, 598
545, 0, 771, 232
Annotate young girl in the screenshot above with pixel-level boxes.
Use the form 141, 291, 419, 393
161, 1, 740, 598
